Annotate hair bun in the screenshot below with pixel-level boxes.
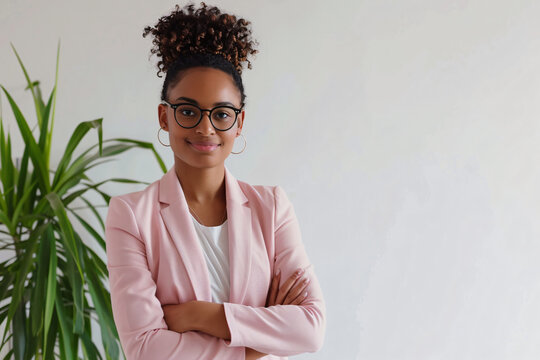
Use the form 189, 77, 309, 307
143, 2, 259, 78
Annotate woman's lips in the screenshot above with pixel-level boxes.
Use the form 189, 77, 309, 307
187, 140, 220, 152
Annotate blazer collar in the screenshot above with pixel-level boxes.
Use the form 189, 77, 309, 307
158, 165, 253, 304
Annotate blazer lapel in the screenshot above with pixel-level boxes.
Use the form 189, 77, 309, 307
223, 166, 253, 304
158, 166, 253, 304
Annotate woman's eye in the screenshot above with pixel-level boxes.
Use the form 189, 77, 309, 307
215, 112, 229, 119
181, 110, 195, 116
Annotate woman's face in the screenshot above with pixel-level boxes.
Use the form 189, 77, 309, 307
158, 66, 245, 169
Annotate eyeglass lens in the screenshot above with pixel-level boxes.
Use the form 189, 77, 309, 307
175, 104, 237, 130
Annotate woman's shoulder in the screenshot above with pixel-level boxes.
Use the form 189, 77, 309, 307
108, 177, 161, 210
236, 180, 293, 210
237, 179, 276, 200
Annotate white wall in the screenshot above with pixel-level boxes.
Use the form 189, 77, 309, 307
2, 0, 540, 359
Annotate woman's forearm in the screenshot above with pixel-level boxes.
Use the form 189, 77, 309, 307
245, 347, 268, 359
164, 301, 268, 358
162, 300, 231, 338
193, 302, 269, 359
192, 301, 231, 339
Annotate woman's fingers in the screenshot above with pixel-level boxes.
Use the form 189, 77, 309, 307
275, 267, 305, 304
288, 288, 308, 305
283, 276, 310, 305
266, 269, 281, 307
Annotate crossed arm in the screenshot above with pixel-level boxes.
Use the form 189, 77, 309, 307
105, 186, 326, 359
162, 300, 266, 359
162, 265, 312, 359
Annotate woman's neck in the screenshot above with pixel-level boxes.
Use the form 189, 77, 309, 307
174, 161, 226, 205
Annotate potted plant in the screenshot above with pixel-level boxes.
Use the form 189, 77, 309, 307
0, 41, 166, 359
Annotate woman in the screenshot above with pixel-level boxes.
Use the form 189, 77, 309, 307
105, 3, 326, 359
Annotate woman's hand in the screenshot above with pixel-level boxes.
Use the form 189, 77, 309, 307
162, 301, 196, 333
163, 302, 271, 359
246, 268, 310, 359
266, 267, 310, 307
163, 269, 310, 359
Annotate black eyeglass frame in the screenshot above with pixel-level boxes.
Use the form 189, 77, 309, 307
161, 100, 244, 131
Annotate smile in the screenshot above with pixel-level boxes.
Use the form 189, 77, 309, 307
187, 140, 220, 152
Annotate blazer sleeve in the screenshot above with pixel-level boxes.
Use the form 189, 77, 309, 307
221, 185, 327, 356
105, 196, 245, 360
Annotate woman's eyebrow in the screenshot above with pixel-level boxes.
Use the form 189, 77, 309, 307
175, 96, 236, 107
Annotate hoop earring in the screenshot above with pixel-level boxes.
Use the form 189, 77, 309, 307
231, 133, 246, 154
157, 127, 170, 147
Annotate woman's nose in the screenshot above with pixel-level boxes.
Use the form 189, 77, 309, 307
196, 111, 215, 134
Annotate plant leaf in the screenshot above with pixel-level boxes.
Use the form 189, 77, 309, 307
43, 229, 57, 347
54, 286, 74, 360
38, 86, 55, 171
1, 223, 46, 348
12, 302, 26, 360
70, 210, 106, 253
11, 178, 38, 230
0, 120, 15, 217
68, 232, 85, 335
52, 118, 103, 189
44, 192, 83, 279
45, 40, 60, 166
0, 85, 50, 192
85, 252, 120, 359
9, 43, 44, 127
43, 310, 58, 360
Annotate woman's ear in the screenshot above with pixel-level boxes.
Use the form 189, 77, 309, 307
158, 103, 169, 131
236, 110, 245, 134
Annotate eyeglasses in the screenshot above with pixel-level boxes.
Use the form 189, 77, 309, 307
161, 100, 244, 131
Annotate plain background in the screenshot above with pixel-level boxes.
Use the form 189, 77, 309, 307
2, 0, 540, 359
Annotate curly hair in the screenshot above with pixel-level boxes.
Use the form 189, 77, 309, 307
142, 2, 259, 104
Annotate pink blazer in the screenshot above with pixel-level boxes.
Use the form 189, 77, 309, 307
105, 166, 326, 359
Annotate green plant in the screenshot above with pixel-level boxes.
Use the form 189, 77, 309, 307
0, 41, 166, 359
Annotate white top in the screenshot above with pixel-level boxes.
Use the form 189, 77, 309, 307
190, 213, 230, 304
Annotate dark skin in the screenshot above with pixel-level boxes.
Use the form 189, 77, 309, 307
158, 67, 239, 225
157, 67, 311, 359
